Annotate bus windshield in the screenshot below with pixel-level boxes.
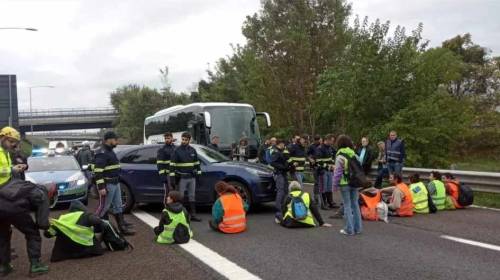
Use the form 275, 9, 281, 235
206, 106, 261, 147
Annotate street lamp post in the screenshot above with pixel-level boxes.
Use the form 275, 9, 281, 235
29, 85, 54, 140
1, 27, 38, 126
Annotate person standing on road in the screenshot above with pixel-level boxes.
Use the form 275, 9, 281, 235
0, 126, 52, 277
270, 139, 290, 223
232, 138, 250, 162
374, 141, 388, 188
207, 135, 220, 152
332, 135, 362, 236
157, 132, 176, 207
154, 191, 192, 244
385, 131, 405, 176
210, 181, 248, 233
307, 135, 322, 206
11, 144, 28, 180
356, 137, 375, 176
94, 131, 136, 236
280, 181, 332, 228
287, 135, 307, 187
316, 134, 337, 210
426, 171, 446, 211
76, 141, 93, 167
264, 137, 277, 165
258, 139, 270, 164
171, 132, 203, 222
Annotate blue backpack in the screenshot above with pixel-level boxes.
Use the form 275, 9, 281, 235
291, 192, 308, 220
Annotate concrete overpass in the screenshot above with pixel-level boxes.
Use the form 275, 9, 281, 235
18, 107, 117, 133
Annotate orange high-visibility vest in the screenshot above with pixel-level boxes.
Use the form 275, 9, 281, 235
445, 180, 463, 209
218, 193, 246, 234
394, 183, 414, 217
360, 191, 381, 221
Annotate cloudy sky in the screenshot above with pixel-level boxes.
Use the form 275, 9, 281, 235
1, 0, 499, 111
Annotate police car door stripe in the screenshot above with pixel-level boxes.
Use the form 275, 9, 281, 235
133, 210, 261, 280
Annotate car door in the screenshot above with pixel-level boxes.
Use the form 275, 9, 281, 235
120, 147, 163, 203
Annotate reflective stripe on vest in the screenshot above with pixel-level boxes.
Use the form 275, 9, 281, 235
386, 139, 403, 162
431, 180, 446, 210
0, 146, 12, 186
157, 209, 192, 244
394, 183, 414, 217
219, 193, 247, 234
284, 191, 315, 226
410, 182, 429, 214
360, 190, 381, 221
49, 211, 94, 246
171, 161, 200, 167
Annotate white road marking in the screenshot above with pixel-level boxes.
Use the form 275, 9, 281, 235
441, 235, 500, 252
133, 210, 262, 280
470, 205, 500, 212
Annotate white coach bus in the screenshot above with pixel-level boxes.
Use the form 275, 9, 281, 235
144, 103, 271, 159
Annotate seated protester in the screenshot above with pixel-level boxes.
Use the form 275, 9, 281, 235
408, 174, 430, 214
44, 200, 104, 262
154, 191, 192, 244
210, 181, 248, 234
443, 173, 464, 209
280, 181, 332, 228
426, 171, 446, 211
380, 174, 414, 217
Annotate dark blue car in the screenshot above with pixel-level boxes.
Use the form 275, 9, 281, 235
116, 144, 276, 212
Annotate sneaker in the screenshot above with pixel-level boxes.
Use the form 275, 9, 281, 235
274, 217, 281, 224
339, 229, 354, 236
0, 263, 14, 277
355, 231, 362, 235
191, 216, 202, 222
29, 261, 48, 276
329, 212, 343, 219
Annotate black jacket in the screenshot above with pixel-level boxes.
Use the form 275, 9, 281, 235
157, 143, 175, 182
280, 192, 324, 227
356, 146, 375, 167
154, 202, 191, 241
0, 179, 50, 230
77, 147, 93, 167
171, 144, 201, 177
270, 148, 289, 174
315, 144, 335, 169
94, 144, 121, 190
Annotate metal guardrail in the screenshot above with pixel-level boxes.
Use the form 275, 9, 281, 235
303, 167, 500, 194
19, 108, 117, 118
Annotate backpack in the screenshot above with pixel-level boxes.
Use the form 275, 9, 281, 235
173, 223, 190, 244
101, 220, 134, 251
457, 183, 474, 206
290, 191, 308, 220
427, 192, 437, 214
338, 152, 371, 189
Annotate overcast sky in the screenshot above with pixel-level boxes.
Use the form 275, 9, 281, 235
1, 0, 499, 111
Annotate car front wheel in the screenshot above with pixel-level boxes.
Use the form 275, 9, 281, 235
120, 182, 135, 213
228, 181, 252, 208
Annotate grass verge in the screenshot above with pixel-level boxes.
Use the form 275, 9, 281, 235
473, 191, 500, 209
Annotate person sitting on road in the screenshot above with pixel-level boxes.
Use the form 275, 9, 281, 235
443, 173, 464, 209
44, 200, 104, 262
154, 191, 192, 244
409, 174, 430, 214
427, 171, 446, 211
380, 174, 414, 217
210, 181, 248, 234
280, 181, 332, 228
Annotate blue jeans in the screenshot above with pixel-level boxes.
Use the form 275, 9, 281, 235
96, 183, 123, 217
319, 171, 333, 193
291, 172, 304, 187
340, 185, 362, 234
387, 161, 403, 176
274, 173, 288, 219
375, 163, 389, 188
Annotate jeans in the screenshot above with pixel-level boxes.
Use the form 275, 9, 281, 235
319, 171, 333, 193
179, 177, 196, 202
374, 163, 389, 188
387, 161, 403, 176
274, 173, 288, 219
291, 172, 304, 187
96, 183, 123, 217
340, 185, 362, 234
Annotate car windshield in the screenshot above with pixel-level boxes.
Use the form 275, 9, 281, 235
195, 145, 229, 163
27, 156, 80, 172
206, 106, 261, 147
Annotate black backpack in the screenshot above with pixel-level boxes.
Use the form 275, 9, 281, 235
458, 183, 474, 206
173, 223, 190, 244
101, 220, 134, 251
338, 152, 371, 189
427, 192, 437, 213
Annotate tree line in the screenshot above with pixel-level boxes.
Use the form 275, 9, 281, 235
110, 0, 500, 169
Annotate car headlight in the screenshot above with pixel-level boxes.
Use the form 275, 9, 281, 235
76, 179, 86, 186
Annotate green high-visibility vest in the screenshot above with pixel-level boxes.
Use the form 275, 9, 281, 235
49, 211, 94, 246
157, 209, 193, 244
431, 180, 446, 211
284, 191, 315, 226
0, 147, 12, 186
410, 182, 429, 214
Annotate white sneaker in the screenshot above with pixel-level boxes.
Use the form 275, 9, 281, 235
339, 229, 354, 236
274, 217, 281, 224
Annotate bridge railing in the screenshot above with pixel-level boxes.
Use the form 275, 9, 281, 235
19, 108, 117, 119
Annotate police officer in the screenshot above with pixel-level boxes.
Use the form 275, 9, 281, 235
270, 139, 289, 223
171, 132, 202, 222
316, 134, 337, 210
307, 135, 322, 206
94, 131, 135, 235
0, 127, 51, 277
157, 132, 176, 206
288, 135, 307, 187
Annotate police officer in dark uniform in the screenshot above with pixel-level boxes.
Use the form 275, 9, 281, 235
270, 139, 289, 223
287, 135, 307, 187
171, 132, 202, 222
307, 135, 322, 206
94, 131, 135, 235
315, 134, 337, 210
157, 132, 176, 206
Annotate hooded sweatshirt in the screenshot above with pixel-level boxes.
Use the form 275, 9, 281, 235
155, 202, 190, 235
332, 147, 357, 189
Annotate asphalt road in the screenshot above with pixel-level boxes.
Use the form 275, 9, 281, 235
9, 192, 500, 280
